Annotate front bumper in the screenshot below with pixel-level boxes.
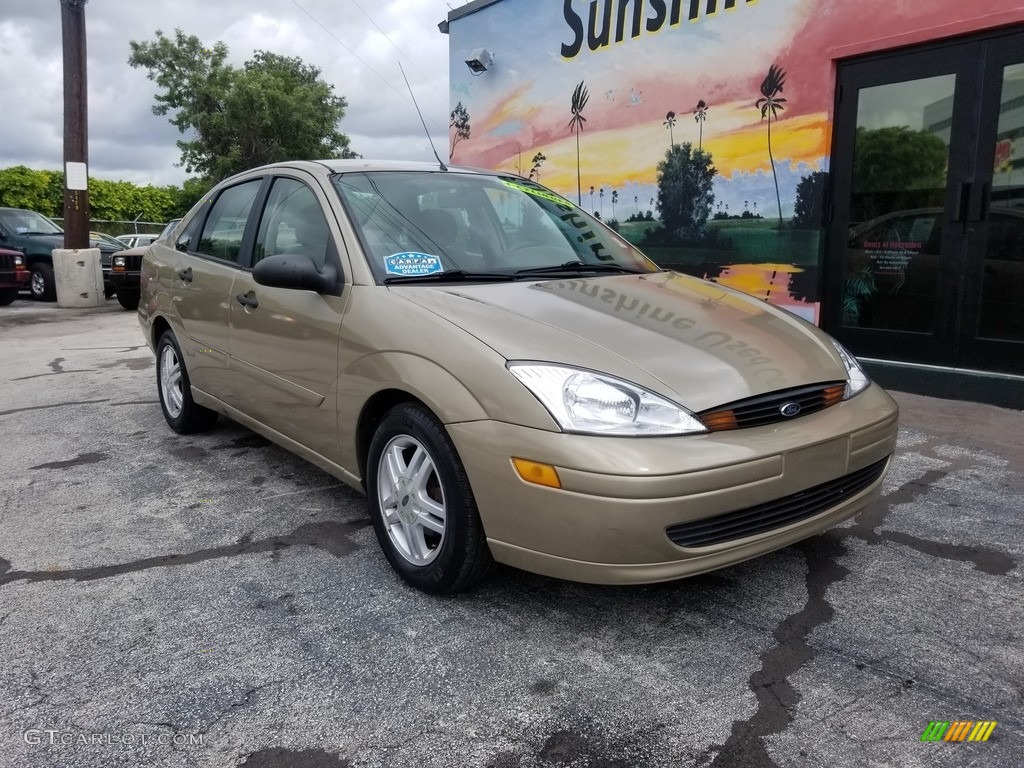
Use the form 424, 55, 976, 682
0, 268, 30, 290
447, 383, 898, 584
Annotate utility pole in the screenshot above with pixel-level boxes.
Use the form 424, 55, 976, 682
60, 0, 89, 249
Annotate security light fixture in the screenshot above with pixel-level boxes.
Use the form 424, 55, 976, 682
466, 48, 493, 75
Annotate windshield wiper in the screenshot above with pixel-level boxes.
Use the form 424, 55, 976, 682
515, 260, 646, 276
383, 269, 517, 284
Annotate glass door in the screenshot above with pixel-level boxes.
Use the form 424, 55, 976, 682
824, 28, 1024, 375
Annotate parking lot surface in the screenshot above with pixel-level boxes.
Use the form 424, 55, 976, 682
1, 302, 1022, 768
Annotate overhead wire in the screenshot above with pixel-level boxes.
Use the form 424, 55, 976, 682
287, 0, 448, 136
345, 0, 449, 103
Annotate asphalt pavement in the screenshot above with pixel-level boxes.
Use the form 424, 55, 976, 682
1, 300, 1021, 768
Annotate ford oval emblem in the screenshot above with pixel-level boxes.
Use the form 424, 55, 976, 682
780, 402, 802, 417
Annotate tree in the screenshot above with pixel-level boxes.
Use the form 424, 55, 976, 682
528, 152, 546, 181
0, 166, 62, 216
756, 64, 787, 226
129, 29, 356, 181
851, 126, 948, 220
611, 189, 618, 218
656, 142, 717, 242
693, 100, 708, 150
792, 171, 828, 229
568, 81, 590, 205
664, 111, 677, 147
450, 101, 470, 159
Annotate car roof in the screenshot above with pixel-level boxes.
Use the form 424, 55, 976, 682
224, 159, 493, 180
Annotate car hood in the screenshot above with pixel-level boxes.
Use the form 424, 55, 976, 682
392, 272, 846, 413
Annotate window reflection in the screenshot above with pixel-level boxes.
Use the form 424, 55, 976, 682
842, 75, 954, 331
978, 63, 1024, 342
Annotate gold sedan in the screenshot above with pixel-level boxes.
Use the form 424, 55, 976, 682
139, 161, 898, 593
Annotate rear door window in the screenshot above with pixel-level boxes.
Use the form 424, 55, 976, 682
196, 180, 262, 263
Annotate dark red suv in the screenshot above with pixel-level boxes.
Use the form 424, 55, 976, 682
0, 247, 30, 305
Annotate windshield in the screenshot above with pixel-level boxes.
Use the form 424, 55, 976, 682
331, 171, 659, 282
0, 209, 63, 235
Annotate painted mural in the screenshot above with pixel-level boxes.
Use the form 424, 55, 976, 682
447, 0, 1021, 323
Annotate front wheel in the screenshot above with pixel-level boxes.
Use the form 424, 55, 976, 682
156, 330, 218, 434
29, 262, 56, 301
366, 403, 492, 594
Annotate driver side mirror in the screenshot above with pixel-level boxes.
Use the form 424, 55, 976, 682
252, 252, 338, 295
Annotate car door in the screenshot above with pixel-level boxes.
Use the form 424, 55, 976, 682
228, 173, 348, 457
161, 177, 264, 400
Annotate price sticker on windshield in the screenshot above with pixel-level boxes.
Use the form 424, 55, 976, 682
384, 252, 443, 277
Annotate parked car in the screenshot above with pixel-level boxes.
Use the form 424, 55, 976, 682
0, 207, 125, 301
140, 160, 898, 594
110, 218, 181, 311
0, 247, 30, 305
116, 232, 161, 249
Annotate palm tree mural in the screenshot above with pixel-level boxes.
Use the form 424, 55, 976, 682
599, 187, 605, 218
589, 185, 595, 211
529, 152, 547, 181
611, 189, 618, 219
664, 111, 677, 147
568, 81, 590, 205
693, 100, 708, 150
756, 65, 787, 227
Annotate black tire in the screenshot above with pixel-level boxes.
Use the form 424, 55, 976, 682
29, 262, 56, 302
0, 288, 16, 306
366, 403, 493, 594
116, 290, 140, 311
155, 330, 218, 434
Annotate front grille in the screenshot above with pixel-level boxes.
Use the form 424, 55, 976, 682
125, 253, 143, 271
698, 381, 846, 431
0, 252, 13, 270
666, 456, 889, 548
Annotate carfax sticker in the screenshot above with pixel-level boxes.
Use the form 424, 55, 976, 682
384, 252, 443, 276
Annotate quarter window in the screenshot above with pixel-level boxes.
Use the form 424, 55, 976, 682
197, 180, 262, 263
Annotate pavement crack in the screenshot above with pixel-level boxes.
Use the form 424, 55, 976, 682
0, 399, 109, 417
199, 680, 285, 735
29, 452, 110, 470
0, 520, 369, 587
704, 536, 850, 768
839, 468, 1018, 575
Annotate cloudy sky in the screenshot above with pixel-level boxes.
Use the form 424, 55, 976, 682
0, 0, 461, 187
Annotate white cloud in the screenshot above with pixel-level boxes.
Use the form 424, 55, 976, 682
0, 0, 454, 186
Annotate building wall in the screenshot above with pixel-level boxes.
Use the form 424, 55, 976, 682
447, 0, 1024, 323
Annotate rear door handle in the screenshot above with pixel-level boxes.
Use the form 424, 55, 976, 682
177, 267, 193, 283
235, 292, 259, 309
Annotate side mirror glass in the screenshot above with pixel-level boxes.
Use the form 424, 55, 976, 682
252, 253, 337, 294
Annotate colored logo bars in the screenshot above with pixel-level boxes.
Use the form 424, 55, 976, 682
921, 721, 998, 742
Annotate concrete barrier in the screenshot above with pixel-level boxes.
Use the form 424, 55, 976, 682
53, 248, 104, 308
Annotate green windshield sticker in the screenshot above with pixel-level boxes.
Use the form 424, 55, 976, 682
501, 179, 573, 208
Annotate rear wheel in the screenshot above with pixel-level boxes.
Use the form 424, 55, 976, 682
156, 330, 218, 434
116, 290, 140, 311
366, 403, 492, 594
29, 262, 56, 301
0, 288, 16, 306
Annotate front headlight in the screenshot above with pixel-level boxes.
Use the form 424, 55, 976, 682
14, 255, 24, 267
508, 363, 708, 436
113, 255, 126, 269
831, 340, 870, 399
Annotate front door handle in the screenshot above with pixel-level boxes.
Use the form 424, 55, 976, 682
177, 267, 193, 283
235, 291, 259, 309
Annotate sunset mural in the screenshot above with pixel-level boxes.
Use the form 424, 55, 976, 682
447, 0, 1023, 321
